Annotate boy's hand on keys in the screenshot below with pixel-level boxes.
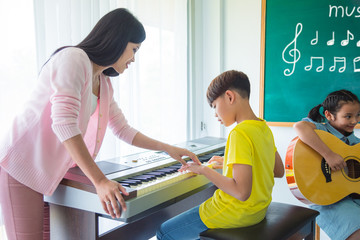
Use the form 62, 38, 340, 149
208, 156, 223, 169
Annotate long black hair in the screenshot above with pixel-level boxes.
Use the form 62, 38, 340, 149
308, 89, 360, 122
51, 8, 146, 76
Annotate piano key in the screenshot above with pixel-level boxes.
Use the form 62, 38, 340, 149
154, 168, 177, 174
132, 166, 180, 186
167, 164, 182, 170
135, 171, 194, 196
118, 180, 142, 187
119, 183, 131, 188
143, 171, 167, 177
198, 155, 212, 163
212, 150, 224, 156
121, 179, 142, 184
129, 175, 156, 182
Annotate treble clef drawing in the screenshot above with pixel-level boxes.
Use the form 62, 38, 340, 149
282, 23, 303, 76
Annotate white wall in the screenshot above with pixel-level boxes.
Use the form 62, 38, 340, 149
194, 0, 305, 207
221, 0, 301, 209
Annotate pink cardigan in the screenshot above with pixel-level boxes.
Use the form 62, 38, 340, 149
0, 48, 138, 196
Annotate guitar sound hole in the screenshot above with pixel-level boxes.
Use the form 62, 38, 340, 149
344, 159, 360, 179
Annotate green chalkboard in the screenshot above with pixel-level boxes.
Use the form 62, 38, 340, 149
261, 0, 360, 124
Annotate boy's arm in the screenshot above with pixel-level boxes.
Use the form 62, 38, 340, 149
185, 163, 252, 201
293, 121, 346, 171
274, 151, 284, 178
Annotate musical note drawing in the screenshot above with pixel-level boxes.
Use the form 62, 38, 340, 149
327, 32, 335, 46
311, 31, 318, 45
282, 23, 303, 76
341, 30, 354, 47
357, 40, 360, 47
305, 57, 324, 72
354, 57, 360, 72
329, 57, 346, 73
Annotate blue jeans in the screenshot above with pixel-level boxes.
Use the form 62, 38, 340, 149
156, 206, 208, 240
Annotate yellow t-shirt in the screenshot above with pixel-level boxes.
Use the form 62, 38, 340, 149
199, 119, 277, 228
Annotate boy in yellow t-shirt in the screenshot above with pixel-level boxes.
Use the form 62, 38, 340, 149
156, 70, 284, 240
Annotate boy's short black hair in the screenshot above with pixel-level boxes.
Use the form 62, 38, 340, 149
206, 70, 250, 106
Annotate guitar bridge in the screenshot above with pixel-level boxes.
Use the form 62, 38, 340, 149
321, 158, 332, 183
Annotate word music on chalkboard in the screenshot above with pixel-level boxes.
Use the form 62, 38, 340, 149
261, 0, 360, 124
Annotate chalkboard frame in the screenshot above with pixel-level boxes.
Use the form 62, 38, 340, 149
260, 0, 270, 124
260, 0, 290, 126
259, 0, 360, 127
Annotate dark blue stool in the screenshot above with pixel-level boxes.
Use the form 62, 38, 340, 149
200, 202, 319, 240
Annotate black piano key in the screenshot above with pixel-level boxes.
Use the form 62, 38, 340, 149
212, 150, 224, 156
118, 179, 142, 186
167, 165, 181, 170
166, 167, 179, 173
140, 175, 157, 180
128, 177, 150, 183
119, 183, 131, 188
170, 163, 182, 167
151, 170, 167, 177
153, 170, 174, 175
130, 175, 155, 182
198, 155, 212, 163
155, 168, 177, 174
143, 171, 166, 177
118, 182, 138, 187
126, 179, 142, 184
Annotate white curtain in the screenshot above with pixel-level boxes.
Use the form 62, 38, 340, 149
0, 0, 187, 238
32, 0, 188, 158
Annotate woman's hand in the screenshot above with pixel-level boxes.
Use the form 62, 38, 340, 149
95, 178, 129, 219
63, 135, 129, 219
165, 145, 201, 166
208, 156, 224, 169
131, 132, 200, 166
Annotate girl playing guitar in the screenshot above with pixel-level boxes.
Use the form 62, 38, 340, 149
294, 89, 360, 240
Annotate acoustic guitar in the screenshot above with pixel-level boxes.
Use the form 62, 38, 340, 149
285, 129, 360, 205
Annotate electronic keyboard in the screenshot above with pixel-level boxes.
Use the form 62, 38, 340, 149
46, 136, 226, 222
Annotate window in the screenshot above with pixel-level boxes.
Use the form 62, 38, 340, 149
0, 1, 37, 238
100, 1, 188, 159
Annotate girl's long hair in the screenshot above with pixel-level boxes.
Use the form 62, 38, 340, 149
308, 89, 360, 122
50, 8, 146, 77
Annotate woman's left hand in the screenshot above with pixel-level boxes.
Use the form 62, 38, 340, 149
95, 178, 129, 219
165, 145, 201, 166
